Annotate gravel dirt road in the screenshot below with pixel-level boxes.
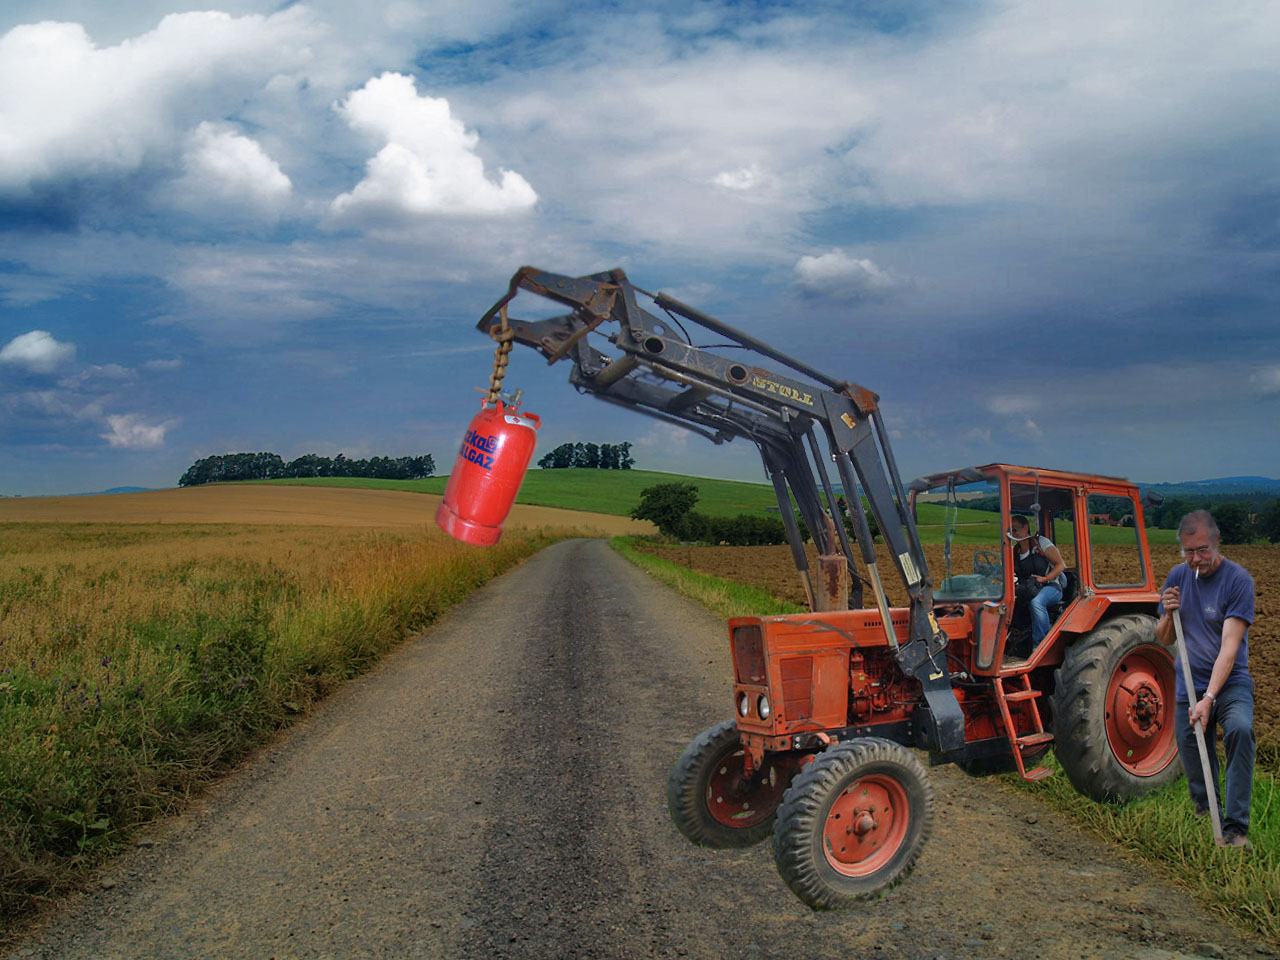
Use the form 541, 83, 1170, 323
10, 540, 1274, 960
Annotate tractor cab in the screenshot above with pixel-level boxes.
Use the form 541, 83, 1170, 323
909, 463, 1155, 670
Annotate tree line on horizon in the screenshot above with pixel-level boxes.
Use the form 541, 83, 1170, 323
178, 452, 436, 487
536, 441, 635, 470
940, 490, 1280, 544
1148, 496, 1280, 544
1057, 493, 1280, 544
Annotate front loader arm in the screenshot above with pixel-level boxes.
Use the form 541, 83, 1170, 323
479, 266, 962, 751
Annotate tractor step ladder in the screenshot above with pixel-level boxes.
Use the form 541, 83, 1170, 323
993, 675, 1054, 782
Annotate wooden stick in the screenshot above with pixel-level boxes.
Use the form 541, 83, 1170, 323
1172, 596, 1225, 845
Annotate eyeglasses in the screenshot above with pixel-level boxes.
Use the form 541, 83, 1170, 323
1181, 545, 1214, 558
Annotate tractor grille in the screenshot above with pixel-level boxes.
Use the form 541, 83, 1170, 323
780, 656, 813, 719
732, 625, 766, 685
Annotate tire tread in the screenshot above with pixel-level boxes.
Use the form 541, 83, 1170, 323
772, 739, 933, 909
667, 720, 776, 848
1049, 613, 1180, 803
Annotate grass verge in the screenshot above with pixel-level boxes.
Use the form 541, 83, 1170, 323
1005, 750, 1279, 944
0, 522, 565, 939
612, 539, 1279, 945
611, 537, 805, 619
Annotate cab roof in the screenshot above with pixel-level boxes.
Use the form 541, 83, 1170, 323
907, 463, 1137, 494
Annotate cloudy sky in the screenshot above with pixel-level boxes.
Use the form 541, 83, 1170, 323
2, 0, 1278, 496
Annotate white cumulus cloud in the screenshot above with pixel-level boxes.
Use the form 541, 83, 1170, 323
635, 422, 693, 454
986, 395, 1043, 440
3, 388, 100, 422
793, 250, 898, 299
101, 413, 173, 449
1252, 366, 1280, 395
0, 9, 314, 192
712, 163, 765, 191
0, 329, 75, 373
329, 72, 537, 225
164, 122, 292, 219
987, 395, 1039, 416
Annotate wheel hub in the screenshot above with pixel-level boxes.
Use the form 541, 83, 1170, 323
1116, 679, 1162, 741
707, 751, 787, 828
822, 774, 910, 876
1104, 646, 1178, 776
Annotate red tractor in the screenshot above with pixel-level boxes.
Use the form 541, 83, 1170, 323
479, 267, 1179, 909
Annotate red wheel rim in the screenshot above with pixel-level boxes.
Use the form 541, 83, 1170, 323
706, 749, 786, 828
822, 774, 910, 876
1105, 645, 1178, 776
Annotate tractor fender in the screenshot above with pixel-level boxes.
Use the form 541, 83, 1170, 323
1056, 595, 1111, 634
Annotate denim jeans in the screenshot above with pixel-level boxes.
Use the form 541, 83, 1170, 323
1175, 683, 1255, 836
1029, 583, 1063, 645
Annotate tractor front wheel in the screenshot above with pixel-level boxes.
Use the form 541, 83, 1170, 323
667, 720, 791, 848
772, 738, 933, 909
1050, 614, 1180, 803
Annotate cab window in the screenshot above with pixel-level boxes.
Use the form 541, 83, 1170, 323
916, 476, 1003, 601
1087, 494, 1145, 587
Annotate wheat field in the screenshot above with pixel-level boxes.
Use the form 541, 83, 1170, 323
0, 484, 645, 929
0, 483, 653, 534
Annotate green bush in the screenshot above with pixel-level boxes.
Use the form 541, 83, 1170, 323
630, 482, 701, 537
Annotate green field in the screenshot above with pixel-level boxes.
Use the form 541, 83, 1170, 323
253, 472, 1178, 545
253, 470, 782, 517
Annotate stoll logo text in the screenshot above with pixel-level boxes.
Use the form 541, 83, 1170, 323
751, 375, 815, 406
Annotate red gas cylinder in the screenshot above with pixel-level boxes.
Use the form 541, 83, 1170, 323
436, 400, 540, 546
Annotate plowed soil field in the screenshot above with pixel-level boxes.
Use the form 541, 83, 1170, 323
635, 540, 1279, 748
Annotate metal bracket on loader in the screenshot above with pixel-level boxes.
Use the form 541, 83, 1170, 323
480, 266, 964, 752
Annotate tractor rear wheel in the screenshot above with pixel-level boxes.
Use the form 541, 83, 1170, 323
1050, 614, 1180, 803
667, 720, 790, 848
772, 738, 933, 909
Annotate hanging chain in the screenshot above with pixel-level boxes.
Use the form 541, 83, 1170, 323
486, 302, 515, 404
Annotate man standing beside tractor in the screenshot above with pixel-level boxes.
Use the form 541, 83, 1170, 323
1155, 510, 1256, 850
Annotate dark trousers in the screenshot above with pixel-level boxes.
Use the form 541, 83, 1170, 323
1175, 683, 1255, 836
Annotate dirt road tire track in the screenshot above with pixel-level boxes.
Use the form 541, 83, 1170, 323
10, 540, 1272, 960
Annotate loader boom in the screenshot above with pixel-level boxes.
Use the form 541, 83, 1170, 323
478, 266, 963, 752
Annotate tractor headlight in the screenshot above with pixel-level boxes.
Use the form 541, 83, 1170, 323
738, 692, 750, 717
757, 694, 771, 719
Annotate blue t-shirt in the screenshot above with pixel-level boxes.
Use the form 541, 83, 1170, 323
1161, 558, 1254, 702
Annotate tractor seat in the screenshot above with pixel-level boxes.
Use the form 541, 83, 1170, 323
1047, 569, 1077, 620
